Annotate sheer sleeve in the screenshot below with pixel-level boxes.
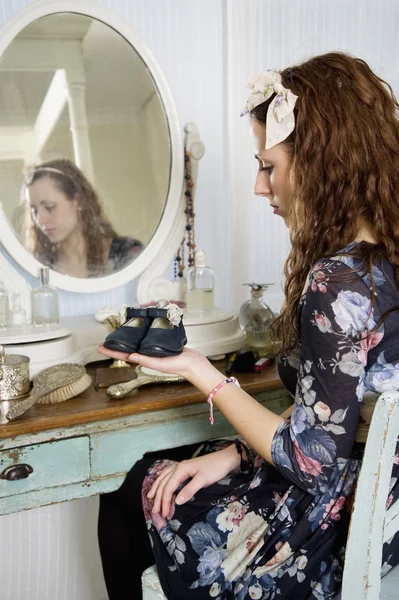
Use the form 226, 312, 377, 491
271, 259, 384, 495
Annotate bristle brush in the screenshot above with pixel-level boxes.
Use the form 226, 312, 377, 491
6, 363, 92, 421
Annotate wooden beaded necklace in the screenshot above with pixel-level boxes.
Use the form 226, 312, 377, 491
174, 150, 196, 279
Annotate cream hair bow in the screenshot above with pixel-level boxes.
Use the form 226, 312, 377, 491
240, 70, 298, 150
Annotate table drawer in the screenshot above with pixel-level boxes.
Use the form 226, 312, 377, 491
0, 436, 90, 498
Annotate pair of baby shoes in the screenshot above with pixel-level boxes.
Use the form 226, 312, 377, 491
103, 301, 187, 357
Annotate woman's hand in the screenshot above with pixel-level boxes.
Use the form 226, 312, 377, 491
148, 444, 241, 518
97, 345, 211, 381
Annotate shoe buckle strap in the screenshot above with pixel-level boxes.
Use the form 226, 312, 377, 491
123, 307, 148, 321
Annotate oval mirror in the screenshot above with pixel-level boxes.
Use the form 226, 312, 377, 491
0, 5, 183, 293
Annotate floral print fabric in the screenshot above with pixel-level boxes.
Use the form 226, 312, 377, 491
142, 248, 399, 599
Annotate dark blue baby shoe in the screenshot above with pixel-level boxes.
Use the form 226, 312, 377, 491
138, 303, 187, 357
103, 306, 152, 354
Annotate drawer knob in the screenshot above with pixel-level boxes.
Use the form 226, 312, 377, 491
0, 464, 33, 480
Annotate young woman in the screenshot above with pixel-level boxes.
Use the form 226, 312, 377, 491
97, 52, 399, 599
21, 158, 142, 277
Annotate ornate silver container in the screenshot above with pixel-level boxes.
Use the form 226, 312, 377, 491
0, 344, 30, 401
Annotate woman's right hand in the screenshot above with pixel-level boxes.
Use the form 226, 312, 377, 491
97, 345, 210, 381
148, 444, 241, 518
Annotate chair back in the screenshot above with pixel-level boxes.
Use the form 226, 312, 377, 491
340, 390, 399, 599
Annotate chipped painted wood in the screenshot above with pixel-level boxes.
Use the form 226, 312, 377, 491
0, 475, 124, 515
339, 391, 399, 600
0, 389, 290, 516
91, 410, 240, 478
0, 389, 291, 451
0, 436, 90, 505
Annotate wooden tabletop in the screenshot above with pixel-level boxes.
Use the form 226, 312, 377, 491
0, 358, 283, 439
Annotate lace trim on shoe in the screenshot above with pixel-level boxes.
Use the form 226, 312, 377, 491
148, 303, 183, 327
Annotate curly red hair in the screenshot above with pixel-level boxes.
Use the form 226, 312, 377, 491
250, 52, 399, 353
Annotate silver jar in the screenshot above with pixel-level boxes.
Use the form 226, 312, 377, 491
0, 344, 30, 401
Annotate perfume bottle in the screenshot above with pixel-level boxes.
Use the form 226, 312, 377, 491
0, 281, 8, 328
8, 293, 26, 327
239, 283, 275, 357
31, 267, 59, 325
186, 249, 215, 312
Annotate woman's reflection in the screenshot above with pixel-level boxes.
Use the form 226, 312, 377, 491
21, 159, 142, 278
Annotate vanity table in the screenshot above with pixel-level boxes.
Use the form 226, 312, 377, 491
0, 359, 290, 517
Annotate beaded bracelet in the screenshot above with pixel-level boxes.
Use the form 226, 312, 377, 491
206, 377, 240, 424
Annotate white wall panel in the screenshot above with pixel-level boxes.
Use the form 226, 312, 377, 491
226, 0, 399, 313
0, 497, 107, 600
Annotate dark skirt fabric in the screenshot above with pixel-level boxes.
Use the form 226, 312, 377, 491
142, 439, 399, 599
141, 249, 399, 599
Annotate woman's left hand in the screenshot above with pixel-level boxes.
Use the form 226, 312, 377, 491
147, 444, 241, 518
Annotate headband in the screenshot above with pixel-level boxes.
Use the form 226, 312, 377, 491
240, 70, 298, 149
24, 166, 67, 186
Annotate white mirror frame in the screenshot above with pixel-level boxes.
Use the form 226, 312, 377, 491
0, 0, 184, 296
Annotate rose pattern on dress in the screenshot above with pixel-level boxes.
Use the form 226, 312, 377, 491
142, 251, 399, 599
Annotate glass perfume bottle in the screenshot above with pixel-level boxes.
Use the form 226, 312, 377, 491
9, 293, 26, 327
239, 283, 275, 357
31, 267, 59, 325
186, 249, 215, 312
0, 281, 8, 328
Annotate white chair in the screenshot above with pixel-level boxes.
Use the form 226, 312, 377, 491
142, 564, 167, 600
142, 391, 399, 600
336, 390, 399, 599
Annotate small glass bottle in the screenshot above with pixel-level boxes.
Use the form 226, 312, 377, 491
239, 283, 275, 357
9, 293, 26, 327
186, 249, 215, 312
0, 281, 9, 328
31, 267, 59, 325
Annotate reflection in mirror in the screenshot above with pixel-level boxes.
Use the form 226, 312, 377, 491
0, 12, 171, 278
21, 159, 143, 277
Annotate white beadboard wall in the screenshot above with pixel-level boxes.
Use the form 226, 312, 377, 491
1, 1, 399, 598
227, 0, 399, 312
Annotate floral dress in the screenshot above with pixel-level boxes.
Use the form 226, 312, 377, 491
142, 245, 399, 599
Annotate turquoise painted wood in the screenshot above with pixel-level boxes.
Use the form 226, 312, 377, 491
0, 388, 291, 517
0, 436, 90, 498
90, 410, 239, 478
0, 476, 122, 515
